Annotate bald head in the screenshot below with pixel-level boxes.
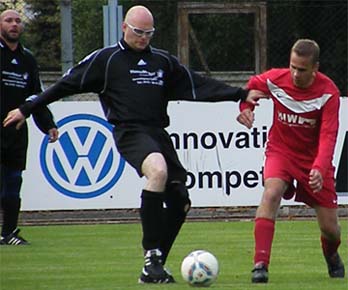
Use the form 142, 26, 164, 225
124, 5, 154, 27
0, 9, 21, 22
122, 5, 154, 51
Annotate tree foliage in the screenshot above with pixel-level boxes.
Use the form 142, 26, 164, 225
23, 0, 61, 70
72, 0, 106, 63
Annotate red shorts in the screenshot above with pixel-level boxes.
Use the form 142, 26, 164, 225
264, 151, 337, 208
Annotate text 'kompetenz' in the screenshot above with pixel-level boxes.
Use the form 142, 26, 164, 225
186, 168, 264, 196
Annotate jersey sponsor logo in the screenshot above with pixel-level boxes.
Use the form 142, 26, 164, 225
130, 69, 164, 86
277, 110, 316, 128
2, 70, 27, 88
40, 114, 125, 199
267, 79, 332, 113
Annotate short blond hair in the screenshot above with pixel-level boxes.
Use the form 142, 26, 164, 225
291, 39, 320, 64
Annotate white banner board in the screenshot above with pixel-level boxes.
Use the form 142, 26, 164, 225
21, 99, 348, 210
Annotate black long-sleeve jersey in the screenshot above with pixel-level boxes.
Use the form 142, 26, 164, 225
20, 38, 248, 128
1, 39, 57, 170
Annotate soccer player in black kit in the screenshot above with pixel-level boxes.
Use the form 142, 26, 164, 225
0, 10, 58, 245
4, 5, 266, 282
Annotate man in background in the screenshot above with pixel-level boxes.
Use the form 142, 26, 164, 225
0, 9, 58, 245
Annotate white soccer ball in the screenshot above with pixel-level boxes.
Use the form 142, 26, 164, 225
181, 250, 219, 287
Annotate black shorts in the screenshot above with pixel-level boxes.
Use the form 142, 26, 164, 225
113, 124, 187, 183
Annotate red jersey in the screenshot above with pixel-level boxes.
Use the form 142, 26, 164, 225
242, 68, 340, 177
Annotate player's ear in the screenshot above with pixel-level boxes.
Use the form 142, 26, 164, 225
313, 62, 319, 72
122, 22, 127, 33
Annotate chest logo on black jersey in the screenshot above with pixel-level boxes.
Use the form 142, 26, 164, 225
130, 69, 164, 86
137, 59, 147, 66
11, 58, 18, 65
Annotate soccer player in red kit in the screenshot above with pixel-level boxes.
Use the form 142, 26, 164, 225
237, 39, 345, 283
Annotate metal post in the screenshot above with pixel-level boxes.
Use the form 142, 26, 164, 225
117, 5, 123, 42
103, 6, 110, 47
60, 0, 73, 74
103, 0, 123, 47
108, 0, 117, 45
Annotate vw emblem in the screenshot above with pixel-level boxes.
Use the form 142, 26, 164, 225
40, 114, 125, 198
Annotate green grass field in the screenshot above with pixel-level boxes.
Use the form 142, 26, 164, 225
1, 220, 347, 290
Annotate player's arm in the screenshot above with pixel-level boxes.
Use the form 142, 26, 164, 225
32, 105, 59, 142
311, 92, 340, 177
309, 169, 323, 193
3, 50, 104, 129
166, 54, 264, 103
236, 73, 270, 128
29, 55, 59, 139
5, 107, 59, 142
3, 109, 26, 129
236, 107, 254, 129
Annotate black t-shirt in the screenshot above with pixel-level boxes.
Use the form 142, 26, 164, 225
0, 39, 56, 169
20, 38, 248, 128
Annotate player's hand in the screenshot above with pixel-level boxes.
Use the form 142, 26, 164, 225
246, 89, 269, 106
309, 169, 323, 193
48, 128, 59, 143
236, 108, 254, 129
3, 108, 26, 129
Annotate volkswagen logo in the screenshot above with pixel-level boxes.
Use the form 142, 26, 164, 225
40, 114, 125, 198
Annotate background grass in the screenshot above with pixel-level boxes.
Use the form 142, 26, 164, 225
0, 220, 347, 290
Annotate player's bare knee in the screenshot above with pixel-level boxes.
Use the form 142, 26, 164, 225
150, 166, 168, 183
142, 153, 168, 184
144, 166, 168, 191
261, 190, 281, 208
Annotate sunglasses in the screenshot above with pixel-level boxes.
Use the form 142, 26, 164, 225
125, 22, 155, 38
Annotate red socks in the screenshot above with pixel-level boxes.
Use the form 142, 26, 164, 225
321, 235, 341, 258
254, 219, 341, 268
254, 218, 275, 267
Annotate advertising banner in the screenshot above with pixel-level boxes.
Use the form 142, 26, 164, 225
21, 99, 348, 210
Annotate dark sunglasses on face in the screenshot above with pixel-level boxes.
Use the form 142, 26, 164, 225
125, 22, 155, 38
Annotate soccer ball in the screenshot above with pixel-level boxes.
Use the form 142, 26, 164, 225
181, 250, 219, 287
